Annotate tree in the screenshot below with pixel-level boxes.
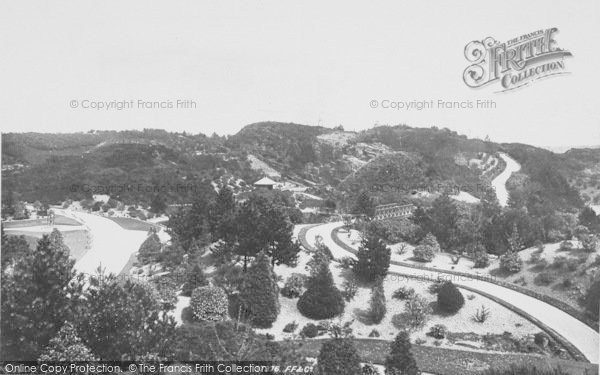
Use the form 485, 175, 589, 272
385, 331, 419, 375
1, 230, 84, 360
507, 223, 523, 252
317, 338, 361, 375
369, 278, 386, 324
298, 262, 345, 320
354, 231, 390, 282
429, 194, 459, 249
209, 186, 237, 242
1, 227, 30, 270
167, 187, 216, 251
138, 233, 162, 263
181, 263, 209, 297
353, 190, 375, 218
190, 286, 228, 322
239, 252, 280, 328
38, 322, 97, 361
76, 273, 177, 360
437, 282, 465, 314
234, 195, 300, 270
579, 206, 600, 233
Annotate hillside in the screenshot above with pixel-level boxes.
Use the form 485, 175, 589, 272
1, 123, 593, 214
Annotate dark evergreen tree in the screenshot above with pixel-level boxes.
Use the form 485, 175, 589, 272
1, 227, 30, 270
429, 193, 459, 249
1, 230, 84, 360
354, 232, 390, 282
317, 338, 361, 375
385, 331, 419, 375
297, 262, 345, 320
210, 186, 237, 242
239, 252, 280, 328
436, 281, 465, 314
76, 274, 177, 360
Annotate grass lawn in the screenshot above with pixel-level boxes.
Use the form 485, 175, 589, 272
107, 217, 161, 231
3, 214, 81, 228
282, 339, 598, 375
6, 229, 90, 262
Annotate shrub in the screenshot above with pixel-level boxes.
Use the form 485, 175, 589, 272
534, 332, 551, 347
473, 249, 490, 268
404, 294, 432, 328
297, 263, 345, 320
369, 280, 386, 324
281, 273, 305, 298
392, 286, 415, 300
437, 282, 464, 314
300, 323, 318, 338
283, 321, 298, 333
190, 286, 228, 322
341, 279, 358, 302
528, 251, 543, 264
338, 256, 356, 269
428, 324, 447, 339
138, 233, 162, 262
368, 329, 380, 338
472, 305, 491, 323
558, 240, 573, 252
534, 271, 557, 286
428, 279, 445, 294
413, 244, 435, 263
317, 338, 361, 375
499, 251, 522, 273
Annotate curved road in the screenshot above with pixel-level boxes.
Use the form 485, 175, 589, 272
492, 153, 521, 207
304, 222, 599, 364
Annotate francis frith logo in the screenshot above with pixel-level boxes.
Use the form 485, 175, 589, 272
463, 28, 572, 92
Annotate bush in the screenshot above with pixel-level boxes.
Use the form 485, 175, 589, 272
190, 286, 228, 322
297, 263, 345, 320
361, 363, 378, 375
534, 271, 557, 286
413, 233, 440, 262
385, 331, 419, 375
473, 249, 490, 268
436, 282, 464, 314
428, 324, 447, 339
138, 233, 162, 262
472, 305, 491, 323
499, 251, 522, 273
368, 329, 380, 338
300, 323, 318, 338
281, 273, 305, 298
338, 256, 356, 269
404, 295, 432, 328
558, 240, 573, 252
534, 332, 551, 347
181, 264, 209, 297
283, 321, 298, 333
393, 286, 415, 300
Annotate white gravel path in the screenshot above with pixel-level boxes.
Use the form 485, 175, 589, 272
305, 222, 600, 363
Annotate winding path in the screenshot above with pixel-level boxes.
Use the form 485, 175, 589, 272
492, 153, 521, 207
302, 222, 599, 364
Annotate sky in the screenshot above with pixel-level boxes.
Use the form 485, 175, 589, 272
1, 0, 599, 148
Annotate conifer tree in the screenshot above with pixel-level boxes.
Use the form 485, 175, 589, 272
298, 262, 344, 320
354, 232, 390, 282
38, 322, 96, 361
385, 331, 419, 375
239, 252, 280, 328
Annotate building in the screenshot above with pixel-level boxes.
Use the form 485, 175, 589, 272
253, 177, 277, 190
374, 203, 416, 221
